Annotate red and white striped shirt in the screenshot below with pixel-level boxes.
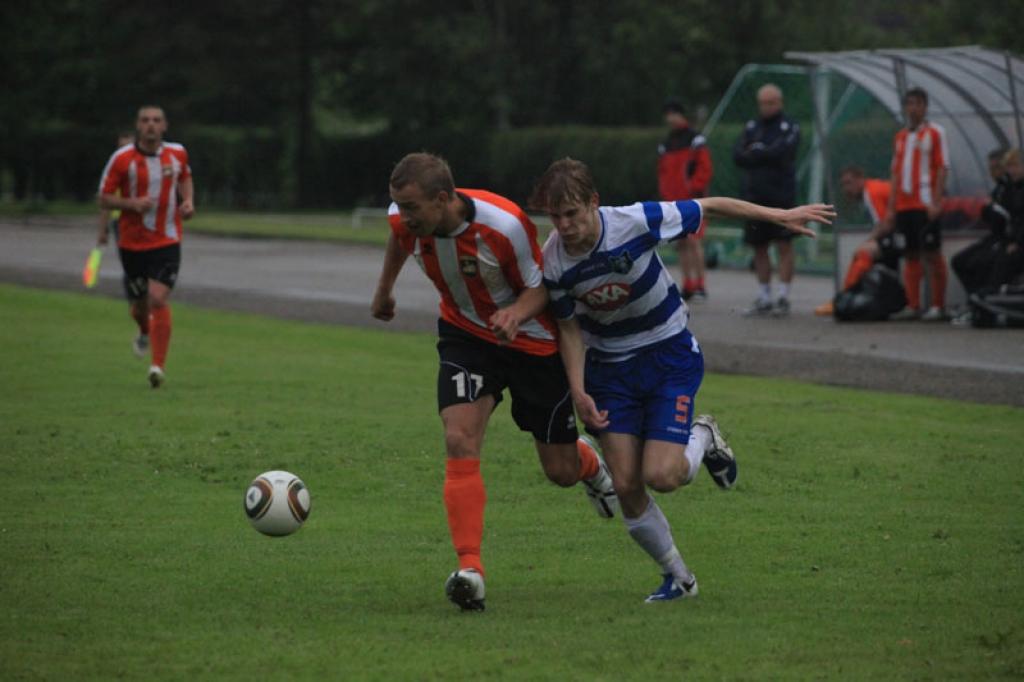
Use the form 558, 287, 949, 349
389, 189, 558, 356
99, 142, 191, 251
890, 122, 949, 212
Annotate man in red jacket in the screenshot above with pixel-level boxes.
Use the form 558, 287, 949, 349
658, 99, 713, 300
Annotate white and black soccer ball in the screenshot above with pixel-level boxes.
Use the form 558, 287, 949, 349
244, 470, 311, 536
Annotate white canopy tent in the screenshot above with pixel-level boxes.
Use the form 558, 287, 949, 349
786, 46, 1024, 200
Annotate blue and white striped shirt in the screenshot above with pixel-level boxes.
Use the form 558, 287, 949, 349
542, 200, 703, 361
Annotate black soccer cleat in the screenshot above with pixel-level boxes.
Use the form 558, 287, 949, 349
694, 415, 737, 489
445, 569, 486, 612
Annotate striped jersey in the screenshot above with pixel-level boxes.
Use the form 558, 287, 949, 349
99, 142, 191, 251
389, 189, 558, 356
862, 178, 891, 224
890, 122, 949, 212
543, 200, 703, 360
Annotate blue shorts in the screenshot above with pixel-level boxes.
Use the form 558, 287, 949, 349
584, 331, 704, 445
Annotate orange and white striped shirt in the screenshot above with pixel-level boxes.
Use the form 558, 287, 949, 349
862, 178, 891, 224
890, 122, 949, 212
389, 189, 558, 356
99, 142, 191, 251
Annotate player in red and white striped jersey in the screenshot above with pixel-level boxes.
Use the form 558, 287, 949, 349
884, 88, 950, 321
372, 153, 617, 611
99, 105, 194, 387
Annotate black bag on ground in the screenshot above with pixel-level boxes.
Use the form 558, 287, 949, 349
833, 264, 907, 321
968, 284, 1024, 328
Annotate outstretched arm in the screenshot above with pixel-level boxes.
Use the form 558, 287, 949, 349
696, 197, 835, 237
557, 317, 609, 431
371, 232, 410, 321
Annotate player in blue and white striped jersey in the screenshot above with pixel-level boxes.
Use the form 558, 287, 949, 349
533, 158, 834, 602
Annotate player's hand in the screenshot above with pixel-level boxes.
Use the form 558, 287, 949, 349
131, 197, 156, 213
926, 202, 942, 221
371, 288, 396, 321
572, 390, 609, 430
489, 308, 520, 345
778, 204, 835, 238
179, 199, 195, 220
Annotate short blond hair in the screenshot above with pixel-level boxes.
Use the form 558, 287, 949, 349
389, 152, 456, 198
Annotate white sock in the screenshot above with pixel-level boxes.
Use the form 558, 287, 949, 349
683, 428, 711, 484
624, 497, 692, 583
758, 283, 771, 302
778, 283, 790, 299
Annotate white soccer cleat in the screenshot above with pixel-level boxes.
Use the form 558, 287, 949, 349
132, 333, 150, 359
148, 365, 165, 389
444, 569, 485, 611
579, 435, 618, 519
694, 415, 737, 489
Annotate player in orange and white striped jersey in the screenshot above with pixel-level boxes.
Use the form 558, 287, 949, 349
98, 105, 195, 388
371, 153, 617, 612
883, 88, 950, 321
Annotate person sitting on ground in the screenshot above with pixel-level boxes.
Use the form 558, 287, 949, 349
815, 166, 896, 316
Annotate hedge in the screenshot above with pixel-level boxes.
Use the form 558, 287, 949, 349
1, 124, 669, 209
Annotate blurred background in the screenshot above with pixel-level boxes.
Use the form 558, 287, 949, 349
1, 0, 1020, 269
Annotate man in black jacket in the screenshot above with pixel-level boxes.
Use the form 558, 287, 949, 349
733, 84, 801, 315
951, 149, 1024, 302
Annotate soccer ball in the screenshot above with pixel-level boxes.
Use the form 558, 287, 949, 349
244, 470, 311, 536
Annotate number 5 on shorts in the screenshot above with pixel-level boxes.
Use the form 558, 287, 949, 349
452, 372, 484, 399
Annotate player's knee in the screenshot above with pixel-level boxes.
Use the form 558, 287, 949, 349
444, 428, 480, 459
645, 470, 681, 493
543, 462, 578, 488
611, 474, 644, 501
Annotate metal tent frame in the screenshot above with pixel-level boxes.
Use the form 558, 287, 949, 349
786, 46, 1024, 204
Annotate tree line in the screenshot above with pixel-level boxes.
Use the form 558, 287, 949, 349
1, 0, 1018, 205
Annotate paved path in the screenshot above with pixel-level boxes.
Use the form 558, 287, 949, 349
2, 217, 1021, 406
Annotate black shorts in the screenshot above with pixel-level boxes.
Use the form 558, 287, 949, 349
895, 209, 941, 253
118, 244, 181, 300
436, 320, 578, 444
744, 199, 797, 246
876, 233, 902, 270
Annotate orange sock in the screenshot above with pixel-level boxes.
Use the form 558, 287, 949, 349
928, 255, 948, 308
577, 438, 600, 481
903, 259, 923, 310
844, 249, 875, 291
131, 302, 149, 335
443, 458, 486, 575
150, 305, 172, 368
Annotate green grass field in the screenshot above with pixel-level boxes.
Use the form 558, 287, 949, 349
1, 283, 1022, 680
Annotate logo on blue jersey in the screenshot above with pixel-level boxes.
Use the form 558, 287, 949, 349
583, 282, 631, 310
607, 252, 633, 274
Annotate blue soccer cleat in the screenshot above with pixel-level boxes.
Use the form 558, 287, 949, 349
694, 414, 737, 489
644, 573, 699, 603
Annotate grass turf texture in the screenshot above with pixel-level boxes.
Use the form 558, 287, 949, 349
1, 284, 1022, 681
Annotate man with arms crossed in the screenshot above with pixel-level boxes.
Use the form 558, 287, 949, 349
733, 84, 802, 315
99, 106, 194, 387
534, 158, 832, 602
371, 153, 617, 612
